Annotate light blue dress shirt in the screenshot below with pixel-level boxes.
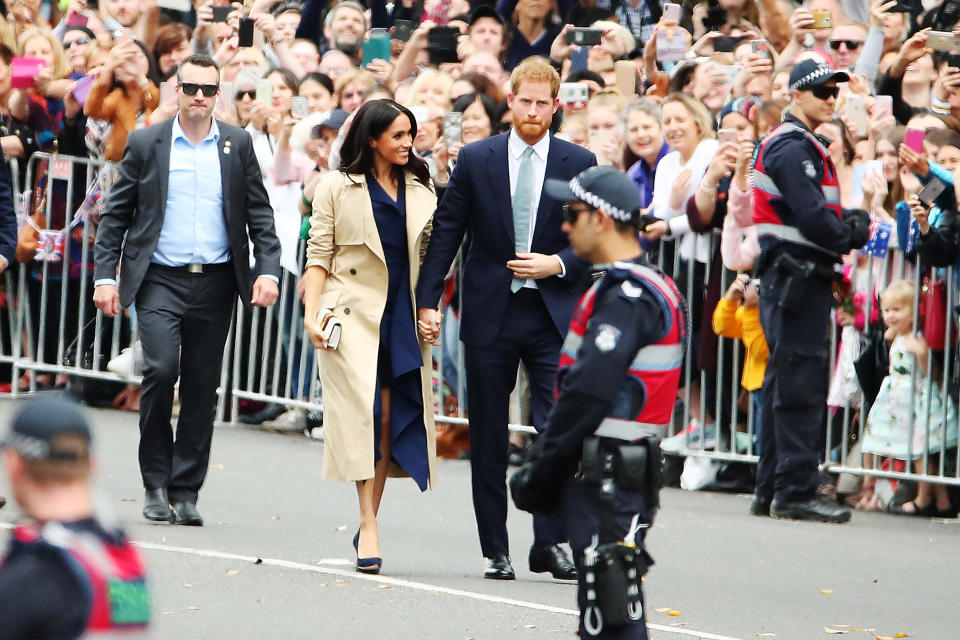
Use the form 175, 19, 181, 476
152, 116, 229, 266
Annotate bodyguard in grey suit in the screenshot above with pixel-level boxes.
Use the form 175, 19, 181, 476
93, 55, 282, 526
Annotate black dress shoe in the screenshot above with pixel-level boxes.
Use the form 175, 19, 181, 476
483, 555, 516, 580
143, 488, 172, 522
170, 502, 204, 526
771, 497, 851, 523
529, 544, 577, 580
749, 495, 772, 517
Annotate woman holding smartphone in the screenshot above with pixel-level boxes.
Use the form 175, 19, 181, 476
303, 100, 437, 575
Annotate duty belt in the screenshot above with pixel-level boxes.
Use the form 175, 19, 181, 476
594, 418, 666, 441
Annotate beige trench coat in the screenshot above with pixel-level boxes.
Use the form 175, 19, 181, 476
306, 169, 437, 486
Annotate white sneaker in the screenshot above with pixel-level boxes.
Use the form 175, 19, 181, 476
262, 408, 307, 432
307, 426, 325, 441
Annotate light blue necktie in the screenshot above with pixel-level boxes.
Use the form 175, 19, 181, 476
511, 146, 535, 293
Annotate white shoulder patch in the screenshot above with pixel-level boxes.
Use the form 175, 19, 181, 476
595, 324, 622, 352
803, 160, 817, 179
621, 281, 644, 298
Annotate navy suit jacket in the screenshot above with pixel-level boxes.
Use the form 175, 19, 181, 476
416, 133, 597, 347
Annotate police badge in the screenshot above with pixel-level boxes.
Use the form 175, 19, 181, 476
595, 324, 621, 352
803, 160, 817, 179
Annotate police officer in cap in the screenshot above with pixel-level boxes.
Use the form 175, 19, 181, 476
0, 398, 151, 638
750, 59, 871, 523
510, 166, 685, 640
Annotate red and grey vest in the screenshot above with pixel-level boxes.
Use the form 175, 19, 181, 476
752, 120, 843, 256
557, 261, 685, 442
7, 521, 150, 637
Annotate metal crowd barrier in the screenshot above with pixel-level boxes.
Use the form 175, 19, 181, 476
5, 152, 960, 490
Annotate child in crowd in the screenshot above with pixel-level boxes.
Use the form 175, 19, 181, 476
861, 280, 959, 516
712, 273, 768, 453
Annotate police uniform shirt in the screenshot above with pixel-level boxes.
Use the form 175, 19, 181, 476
760, 114, 854, 256
0, 519, 112, 639
534, 257, 672, 476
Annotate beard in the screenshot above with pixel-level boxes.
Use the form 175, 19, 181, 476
515, 117, 550, 139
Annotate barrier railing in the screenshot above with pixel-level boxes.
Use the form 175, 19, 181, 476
6, 152, 959, 491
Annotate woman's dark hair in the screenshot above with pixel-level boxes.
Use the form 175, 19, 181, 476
452, 92, 497, 137
267, 67, 298, 93
299, 71, 334, 96
114, 40, 161, 90
153, 23, 191, 76
339, 99, 432, 187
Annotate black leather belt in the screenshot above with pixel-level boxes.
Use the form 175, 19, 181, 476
151, 261, 232, 274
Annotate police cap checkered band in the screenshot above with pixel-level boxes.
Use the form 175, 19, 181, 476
544, 166, 644, 224
788, 59, 849, 92
3, 397, 92, 460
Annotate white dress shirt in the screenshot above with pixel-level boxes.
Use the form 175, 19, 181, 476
507, 130, 564, 288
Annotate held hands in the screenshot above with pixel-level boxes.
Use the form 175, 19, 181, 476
909, 194, 931, 234
417, 307, 442, 345
93, 284, 120, 318
251, 277, 279, 307
507, 253, 562, 281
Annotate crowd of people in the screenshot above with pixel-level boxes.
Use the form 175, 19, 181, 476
0, 0, 958, 584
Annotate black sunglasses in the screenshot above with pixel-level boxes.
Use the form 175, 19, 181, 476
828, 39, 862, 51
63, 36, 91, 50
179, 83, 219, 97
562, 203, 596, 224
809, 84, 840, 100
235, 89, 256, 101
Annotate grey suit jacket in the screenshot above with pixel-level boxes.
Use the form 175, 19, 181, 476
93, 117, 282, 308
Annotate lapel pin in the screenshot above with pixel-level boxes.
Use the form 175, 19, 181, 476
223, 140, 231, 154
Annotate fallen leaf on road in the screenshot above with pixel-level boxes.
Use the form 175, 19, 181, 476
187, 606, 199, 611
254, 558, 263, 565
159, 611, 172, 615
524, 625, 536, 629
210, 464, 224, 470
334, 525, 347, 531
378, 585, 392, 589
120, 498, 136, 502
654, 608, 671, 613
893, 634, 909, 638
756, 634, 775, 637
820, 589, 833, 594
226, 570, 241, 576
429, 593, 437, 596
824, 628, 847, 634
183, 583, 193, 588
667, 610, 682, 617
669, 622, 687, 627
216, 521, 228, 525
270, 515, 279, 520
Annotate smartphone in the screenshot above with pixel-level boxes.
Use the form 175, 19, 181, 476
718, 128, 738, 144
211, 5, 231, 22
874, 94, 892, 119
426, 26, 460, 64
256, 78, 273, 104
10, 57, 45, 89
238, 16, 255, 47
558, 82, 589, 104
566, 27, 603, 46
918, 177, 946, 206
392, 19, 413, 42
713, 36, 736, 53
570, 46, 588, 72
751, 39, 768, 55
615, 60, 636, 97
160, 80, 176, 103
656, 30, 687, 62
442, 111, 462, 149
363, 28, 391, 67
811, 10, 833, 28
291, 96, 309, 117
66, 11, 88, 27
71, 74, 96, 106
662, 2, 681, 22
844, 93, 867, 138
924, 30, 960, 51
905, 127, 925, 153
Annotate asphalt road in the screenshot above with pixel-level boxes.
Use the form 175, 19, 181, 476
0, 398, 956, 640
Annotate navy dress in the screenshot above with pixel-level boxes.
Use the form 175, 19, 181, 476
367, 175, 429, 491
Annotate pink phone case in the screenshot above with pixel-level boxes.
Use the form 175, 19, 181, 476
905, 128, 924, 153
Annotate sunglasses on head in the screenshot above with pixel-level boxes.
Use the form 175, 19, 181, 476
235, 89, 256, 101
808, 84, 840, 100
562, 202, 596, 224
63, 36, 91, 50
179, 82, 219, 97
828, 39, 862, 51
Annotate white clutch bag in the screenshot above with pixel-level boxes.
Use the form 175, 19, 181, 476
317, 308, 342, 350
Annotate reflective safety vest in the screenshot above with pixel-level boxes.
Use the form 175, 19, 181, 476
7, 521, 151, 637
557, 261, 685, 442
752, 121, 843, 257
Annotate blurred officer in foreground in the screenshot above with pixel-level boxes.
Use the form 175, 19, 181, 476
751, 59, 871, 523
510, 166, 685, 639
0, 399, 151, 638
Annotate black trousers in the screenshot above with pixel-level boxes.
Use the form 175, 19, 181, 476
756, 264, 831, 504
564, 477, 652, 639
464, 288, 566, 558
136, 266, 236, 504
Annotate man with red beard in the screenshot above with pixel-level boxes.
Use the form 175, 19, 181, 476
417, 57, 596, 581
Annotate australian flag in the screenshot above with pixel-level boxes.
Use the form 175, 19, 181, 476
861, 219, 891, 258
